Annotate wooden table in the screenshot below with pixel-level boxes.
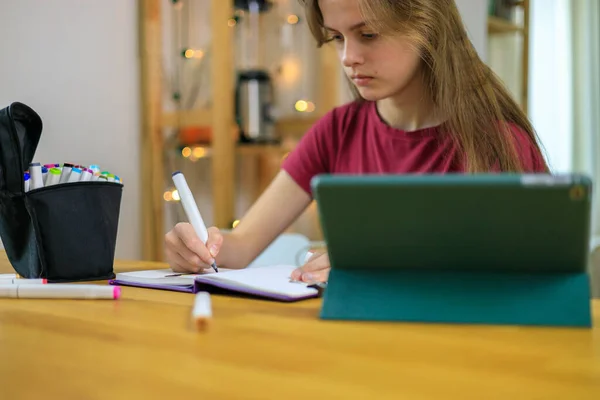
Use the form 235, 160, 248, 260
1, 253, 599, 400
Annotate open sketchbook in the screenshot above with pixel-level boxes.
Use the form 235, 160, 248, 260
108, 264, 319, 302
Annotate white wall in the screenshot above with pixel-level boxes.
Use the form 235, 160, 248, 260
529, 0, 573, 173
455, 0, 488, 61
0, 0, 141, 260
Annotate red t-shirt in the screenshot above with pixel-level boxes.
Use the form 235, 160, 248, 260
281, 100, 547, 195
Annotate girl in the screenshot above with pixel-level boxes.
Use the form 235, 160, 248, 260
164, 0, 549, 282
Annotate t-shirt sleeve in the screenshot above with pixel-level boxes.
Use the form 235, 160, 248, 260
281, 110, 336, 195
509, 124, 549, 172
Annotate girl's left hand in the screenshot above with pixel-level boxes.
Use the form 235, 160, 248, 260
290, 251, 330, 283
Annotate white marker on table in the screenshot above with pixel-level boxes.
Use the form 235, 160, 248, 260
0, 284, 121, 299
172, 171, 218, 273
0, 278, 47, 285
192, 291, 212, 330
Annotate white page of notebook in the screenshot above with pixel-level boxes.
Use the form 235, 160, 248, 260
115, 269, 206, 285
195, 264, 316, 297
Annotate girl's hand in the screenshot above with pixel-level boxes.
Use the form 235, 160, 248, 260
164, 223, 223, 273
290, 251, 330, 283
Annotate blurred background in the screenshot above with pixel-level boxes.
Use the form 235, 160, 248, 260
0, 0, 598, 263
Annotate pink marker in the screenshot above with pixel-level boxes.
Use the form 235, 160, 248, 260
80, 168, 93, 182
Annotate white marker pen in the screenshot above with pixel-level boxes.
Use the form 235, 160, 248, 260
0, 278, 47, 285
0, 284, 121, 299
192, 291, 212, 330
45, 167, 61, 187
67, 167, 82, 183
80, 168, 93, 182
29, 163, 44, 190
59, 163, 74, 183
172, 171, 218, 273
24, 173, 30, 192
89, 164, 101, 175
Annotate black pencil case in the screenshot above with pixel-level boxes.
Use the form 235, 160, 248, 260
0, 102, 122, 282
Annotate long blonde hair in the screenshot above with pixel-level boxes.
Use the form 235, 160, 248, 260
299, 0, 548, 173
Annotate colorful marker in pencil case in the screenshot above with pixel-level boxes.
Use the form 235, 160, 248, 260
24, 172, 30, 192
67, 167, 82, 183
89, 164, 101, 175
28, 162, 43, 190
41, 166, 48, 184
59, 163, 74, 183
80, 168, 93, 182
45, 167, 61, 187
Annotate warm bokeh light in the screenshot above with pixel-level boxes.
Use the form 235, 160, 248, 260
295, 100, 308, 112
182, 147, 192, 158
228, 18, 237, 27
163, 191, 173, 201
184, 49, 204, 59
280, 57, 301, 85
193, 147, 206, 158
287, 14, 299, 25
306, 101, 316, 113
171, 190, 180, 201
232, 220, 240, 228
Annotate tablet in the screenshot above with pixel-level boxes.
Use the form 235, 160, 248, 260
311, 174, 593, 273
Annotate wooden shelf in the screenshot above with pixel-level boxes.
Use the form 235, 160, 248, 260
236, 144, 289, 157
488, 16, 523, 34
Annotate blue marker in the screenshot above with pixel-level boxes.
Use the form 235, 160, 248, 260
41, 166, 48, 184
24, 172, 30, 192
67, 167, 82, 183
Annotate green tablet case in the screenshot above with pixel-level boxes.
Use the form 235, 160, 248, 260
311, 174, 593, 327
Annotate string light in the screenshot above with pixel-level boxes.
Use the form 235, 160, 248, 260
228, 18, 237, 27
295, 100, 308, 112
287, 14, 299, 25
181, 147, 192, 158
183, 49, 204, 59
232, 220, 240, 228
163, 189, 180, 202
193, 147, 207, 158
